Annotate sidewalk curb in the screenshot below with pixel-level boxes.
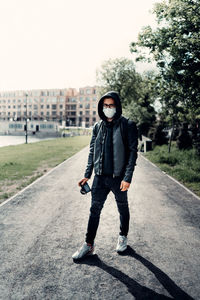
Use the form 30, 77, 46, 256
0, 145, 88, 209
139, 152, 200, 201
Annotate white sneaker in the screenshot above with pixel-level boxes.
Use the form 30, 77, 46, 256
72, 242, 95, 260
116, 235, 127, 252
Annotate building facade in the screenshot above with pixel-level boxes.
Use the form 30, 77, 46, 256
0, 86, 100, 127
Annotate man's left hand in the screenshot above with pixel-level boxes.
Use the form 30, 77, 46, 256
120, 180, 130, 191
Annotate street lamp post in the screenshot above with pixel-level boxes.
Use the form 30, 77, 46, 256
25, 93, 28, 144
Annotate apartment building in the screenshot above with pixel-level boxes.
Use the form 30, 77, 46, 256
0, 86, 100, 127
66, 86, 99, 127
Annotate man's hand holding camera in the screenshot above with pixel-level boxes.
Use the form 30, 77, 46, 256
78, 178, 89, 187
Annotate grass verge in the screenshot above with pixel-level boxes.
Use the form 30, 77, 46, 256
143, 142, 200, 197
0, 135, 91, 204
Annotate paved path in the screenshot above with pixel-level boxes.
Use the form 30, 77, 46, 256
0, 146, 200, 300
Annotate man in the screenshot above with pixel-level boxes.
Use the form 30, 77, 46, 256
72, 91, 138, 260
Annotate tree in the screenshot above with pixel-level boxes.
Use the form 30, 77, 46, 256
96, 57, 140, 106
130, 0, 200, 125
96, 58, 156, 134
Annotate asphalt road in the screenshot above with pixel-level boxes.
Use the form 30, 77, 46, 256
0, 146, 200, 300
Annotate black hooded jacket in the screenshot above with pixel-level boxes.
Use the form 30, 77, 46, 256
84, 91, 138, 183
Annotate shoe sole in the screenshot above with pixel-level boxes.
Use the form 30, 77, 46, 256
116, 246, 127, 253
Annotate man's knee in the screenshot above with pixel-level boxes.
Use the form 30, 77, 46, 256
90, 201, 104, 217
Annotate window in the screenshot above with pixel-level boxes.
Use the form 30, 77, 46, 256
79, 104, 83, 108
79, 97, 83, 101
46, 111, 49, 115
52, 97, 57, 103
86, 89, 91, 94
60, 105, 63, 109
34, 105, 38, 110
33, 90, 40, 96
93, 111, 96, 115
93, 117, 96, 122
41, 105, 44, 109
86, 118, 89, 122
41, 112, 44, 115
52, 104, 57, 110
71, 112, 76, 116
69, 97, 76, 102
52, 111, 56, 115
18, 105, 21, 109
85, 103, 90, 109
85, 97, 90, 101
80, 111, 82, 115
85, 110, 90, 115
60, 112, 63, 116
46, 105, 50, 109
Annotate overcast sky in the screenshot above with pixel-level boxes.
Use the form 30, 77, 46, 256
0, 0, 160, 91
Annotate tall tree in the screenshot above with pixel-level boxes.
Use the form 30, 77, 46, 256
96, 57, 140, 106
130, 0, 200, 124
96, 57, 156, 132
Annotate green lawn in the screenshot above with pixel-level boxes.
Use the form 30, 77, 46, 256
0, 135, 91, 202
143, 143, 200, 197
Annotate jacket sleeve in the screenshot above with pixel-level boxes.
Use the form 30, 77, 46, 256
123, 121, 138, 183
84, 123, 97, 179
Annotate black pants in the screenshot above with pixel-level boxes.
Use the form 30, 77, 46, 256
85, 174, 130, 245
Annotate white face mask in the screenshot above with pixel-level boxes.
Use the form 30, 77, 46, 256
103, 107, 116, 118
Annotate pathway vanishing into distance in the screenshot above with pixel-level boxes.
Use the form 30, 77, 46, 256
0, 146, 200, 299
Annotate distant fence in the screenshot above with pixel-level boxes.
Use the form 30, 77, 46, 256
60, 127, 92, 137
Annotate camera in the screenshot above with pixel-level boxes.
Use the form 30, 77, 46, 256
80, 182, 91, 195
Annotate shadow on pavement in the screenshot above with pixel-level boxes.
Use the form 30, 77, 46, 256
74, 246, 194, 300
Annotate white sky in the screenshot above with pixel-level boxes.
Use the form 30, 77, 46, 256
0, 0, 159, 91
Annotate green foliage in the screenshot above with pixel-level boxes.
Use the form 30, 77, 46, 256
96, 58, 156, 133
144, 143, 200, 196
148, 122, 168, 146
131, 0, 200, 125
176, 122, 193, 150
96, 57, 140, 106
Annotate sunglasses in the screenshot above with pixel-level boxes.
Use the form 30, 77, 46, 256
103, 104, 116, 108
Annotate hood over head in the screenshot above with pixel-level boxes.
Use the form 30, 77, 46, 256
98, 91, 122, 121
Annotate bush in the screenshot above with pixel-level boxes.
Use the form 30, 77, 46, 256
176, 122, 192, 150
158, 155, 178, 166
